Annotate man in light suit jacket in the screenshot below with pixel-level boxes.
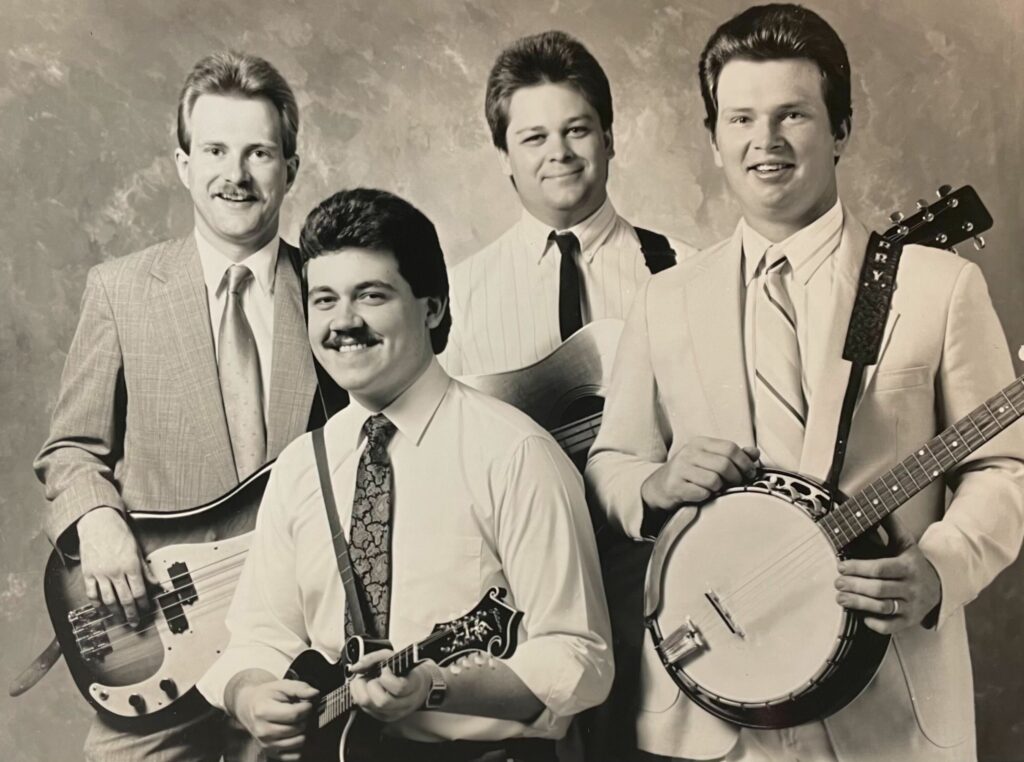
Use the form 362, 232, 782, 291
586, 5, 1024, 761
35, 51, 325, 761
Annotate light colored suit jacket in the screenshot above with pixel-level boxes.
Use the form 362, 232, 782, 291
36, 236, 318, 546
586, 209, 1024, 761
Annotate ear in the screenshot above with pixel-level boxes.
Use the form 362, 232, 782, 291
604, 129, 615, 160
495, 145, 513, 177
285, 154, 300, 190
709, 131, 723, 169
833, 119, 851, 160
174, 148, 191, 190
424, 295, 448, 330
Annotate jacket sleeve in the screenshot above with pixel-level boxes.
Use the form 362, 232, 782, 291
918, 261, 1024, 626
34, 265, 127, 548
585, 280, 667, 539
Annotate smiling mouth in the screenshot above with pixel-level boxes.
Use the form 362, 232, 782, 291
748, 162, 794, 174
323, 333, 383, 352
215, 193, 258, 203
545, 169, 583, 180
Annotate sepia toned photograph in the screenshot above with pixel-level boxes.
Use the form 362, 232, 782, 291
2, 1, 1022, 760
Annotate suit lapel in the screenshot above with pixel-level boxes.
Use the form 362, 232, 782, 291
151, 237, 237, 489
686, 227, 755, 446
266, 242, 317, 457
799, 211, 901, 479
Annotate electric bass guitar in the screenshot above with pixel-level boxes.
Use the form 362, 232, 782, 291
287, 587, 522, 762
42, 462, 273, 730
645, 186, 1000, 728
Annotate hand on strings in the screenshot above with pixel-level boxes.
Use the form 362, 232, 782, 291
641, 437, 760, 512
231, 675, 319, 762
834, 514, 942, 634
348, 648, 432, 723
77, 506, 158, 628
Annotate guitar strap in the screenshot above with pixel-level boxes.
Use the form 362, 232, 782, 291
311, 426, 369, 636
824, 232, 904, 500
635, 227, 677, 274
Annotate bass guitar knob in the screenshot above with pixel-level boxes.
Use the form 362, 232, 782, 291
159, 678, 179, 698
128, 693, 146, 713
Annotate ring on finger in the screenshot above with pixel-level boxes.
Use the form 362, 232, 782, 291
889, 599, 900, 616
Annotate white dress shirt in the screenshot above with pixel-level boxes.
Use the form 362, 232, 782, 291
199, 359, 613, 741
441, 198, 697, 376
741, 200, 844, 414
195, 229, 278, 417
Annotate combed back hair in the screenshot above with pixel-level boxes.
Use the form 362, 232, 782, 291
177, 51, 299, 158
485, 30, 613, 151
299, 188, 451, 354
698, 4, 852, 137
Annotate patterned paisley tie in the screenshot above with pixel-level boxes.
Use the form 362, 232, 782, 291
753, 251, 806, 471
347, 413, 398, 638
218, 265, 266, 480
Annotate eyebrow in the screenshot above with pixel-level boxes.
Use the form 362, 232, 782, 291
513, 114, 595, 135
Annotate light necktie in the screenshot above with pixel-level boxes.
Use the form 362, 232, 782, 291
218, 264, 266, 480
347, 413, 398, 639
753, 251, 806, 471
551, 231, 584, 341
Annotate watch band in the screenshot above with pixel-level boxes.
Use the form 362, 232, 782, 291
421, 660, 448, 710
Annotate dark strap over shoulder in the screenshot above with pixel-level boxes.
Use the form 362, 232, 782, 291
825, 232, 904, 498
311, 427, 367, 635
634, 227, 677, 275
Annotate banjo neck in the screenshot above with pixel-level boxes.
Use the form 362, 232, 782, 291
820, 373, 1024, 550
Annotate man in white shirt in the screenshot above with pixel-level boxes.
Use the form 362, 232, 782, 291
34, 52, 323, 760
200, 188, 613, 761
442, 30, 696, 378
587, 5, 1024, 761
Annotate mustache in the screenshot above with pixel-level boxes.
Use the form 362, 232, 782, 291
214, 182, 256, 197
321, 328, 379, 350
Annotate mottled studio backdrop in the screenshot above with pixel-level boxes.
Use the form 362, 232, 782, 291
2, 1, 1023, 760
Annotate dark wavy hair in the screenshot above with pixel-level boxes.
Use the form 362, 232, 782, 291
299, 188, 451, 354
485, 30, 613, 151
699, 4, 852, 138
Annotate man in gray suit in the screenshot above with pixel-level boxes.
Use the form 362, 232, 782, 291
35, 51, 321, 760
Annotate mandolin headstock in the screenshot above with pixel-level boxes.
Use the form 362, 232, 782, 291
420, 587, 523, 666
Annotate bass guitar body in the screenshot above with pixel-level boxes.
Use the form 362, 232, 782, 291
43, 464, 271, 730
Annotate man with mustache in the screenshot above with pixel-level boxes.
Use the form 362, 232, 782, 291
198, 188, 613, 761
587, 4, 1024, 760
35, 51, 325, 760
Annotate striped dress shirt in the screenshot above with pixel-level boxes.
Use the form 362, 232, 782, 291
442, 199, 696, 376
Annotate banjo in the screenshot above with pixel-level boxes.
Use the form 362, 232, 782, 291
644, 186, 1004, 729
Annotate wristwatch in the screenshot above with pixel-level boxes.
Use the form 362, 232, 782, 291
421, 660, 448, 710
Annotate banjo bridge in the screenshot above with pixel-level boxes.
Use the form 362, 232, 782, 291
657, 617, 706, 665
705, 589, 745, 639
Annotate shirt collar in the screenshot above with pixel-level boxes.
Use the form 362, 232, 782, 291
195, 228, 279, 298
741, 200, 844, 285
521, 197, 618, 265
348, 358, 451, 449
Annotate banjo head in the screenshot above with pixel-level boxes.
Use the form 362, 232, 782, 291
647, 471, 851, 711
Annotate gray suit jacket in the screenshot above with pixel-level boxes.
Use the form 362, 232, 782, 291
35, 235, 317, 546
586, 209, 1024, 761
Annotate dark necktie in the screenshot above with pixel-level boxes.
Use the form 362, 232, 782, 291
218, 265, 266, 480
347, 413, 397, 638
551, 231, 584, 341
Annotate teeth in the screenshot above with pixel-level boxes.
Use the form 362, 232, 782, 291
753, 163, 788, 172
337, 343, 370, 353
